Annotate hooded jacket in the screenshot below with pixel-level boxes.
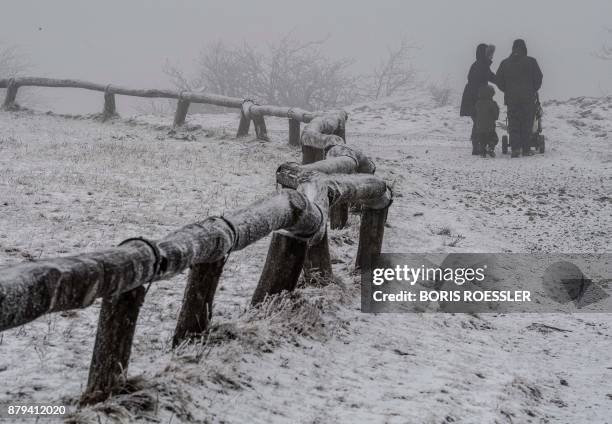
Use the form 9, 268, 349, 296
475, 85, 499, 133
495, 40, 543, 105
460, 44, 496, 117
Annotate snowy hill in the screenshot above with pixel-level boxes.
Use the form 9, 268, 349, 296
0, 94, 610, 423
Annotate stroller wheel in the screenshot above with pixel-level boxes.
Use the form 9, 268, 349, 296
501, 135, 509, 154
538, 135, 545, 153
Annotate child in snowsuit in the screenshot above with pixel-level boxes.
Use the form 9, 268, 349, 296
474, 84, 500, 157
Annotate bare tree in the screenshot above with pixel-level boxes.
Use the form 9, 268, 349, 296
164, 35, 356, 111
163, 35, 424, 112
265, 35, 357, 110
0, 43, 32, 107
361, 39, 419, 100
0, 43, 29, 78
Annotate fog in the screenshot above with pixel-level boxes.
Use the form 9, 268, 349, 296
1, 0, 611, 113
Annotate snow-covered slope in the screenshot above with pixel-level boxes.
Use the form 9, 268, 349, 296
0, 93, 610, 423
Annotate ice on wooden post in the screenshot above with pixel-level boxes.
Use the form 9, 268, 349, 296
240, 100, 269, 141
303, 231, 333, 283
81, 285, 146, 405
102, 92, 117, 121
289, 118, 301, 146
173, 98, 190, 127
2, 79, 19, 110
251, 232, 308, 305
329, 204, 349, 230
355, 206, 390, 270
329, 120, 350, 228
236, 111, 251, 137
253, 115, 269, 141
299, 111, 350, 228
172, 259, 226, 347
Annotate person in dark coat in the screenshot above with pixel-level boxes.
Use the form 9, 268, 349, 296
474, 84, 500, 157
460, 43, 496, 155
495, 39, 543, 157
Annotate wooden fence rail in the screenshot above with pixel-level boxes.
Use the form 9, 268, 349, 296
0, 76, 324, 143
298, 110, 359, 229
0, 106, 390, 404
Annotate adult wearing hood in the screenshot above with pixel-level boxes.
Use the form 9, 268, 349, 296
495, 39, 543, 157
460, 43, 496, 155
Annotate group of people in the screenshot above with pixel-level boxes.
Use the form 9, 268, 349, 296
460, 39, 543, 158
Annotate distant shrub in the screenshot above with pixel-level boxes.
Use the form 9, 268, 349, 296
165, 35, 356, 111
428, 82, 453, 107
164, 35, 428, 111
358, 39, 419, 101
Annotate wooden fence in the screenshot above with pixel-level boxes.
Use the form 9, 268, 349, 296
0, 106, 391, 405
0, 76, 325, 144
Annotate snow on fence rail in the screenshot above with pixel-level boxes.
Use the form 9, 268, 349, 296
0, 112, 391, 405
0, 76, 326, 144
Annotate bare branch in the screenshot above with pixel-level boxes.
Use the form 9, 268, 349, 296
360, 38, 420, 100
165, 34, 355, 110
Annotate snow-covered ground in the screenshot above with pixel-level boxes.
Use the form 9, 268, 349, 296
0, 92, 610, 423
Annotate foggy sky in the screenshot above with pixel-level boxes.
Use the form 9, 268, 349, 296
1, 0, 611, 114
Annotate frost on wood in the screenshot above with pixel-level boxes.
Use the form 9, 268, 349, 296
300, 110, 348, 149
2, 79, 19, 109
173, 99, 190, 127
173, 259, 226, 346
0, 191, 327, 330
303, 231, 333, 282
356, 206, 390, 270
278, 145, 376, 186
224, 190, 323, 247
251, 232, 308, 305
0, 149, 389, 331
326, 174, 392, 210
249, 104, 315, 123
0, 241, 157, 331
276, 165, 391, 210
326, 144, 376, 174
289, 118, 301, 146
102, 92, 117, 121
0, 76, 334, 123
82, 285, 146, 405
298, 112, 352, 230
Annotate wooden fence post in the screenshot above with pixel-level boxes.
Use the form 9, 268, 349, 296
329, 203, 349, 230
251, 232, 308, 305
236, 111, 251, 137
330, 122, 349, 229
253, 115, 269, 141
300, 123, 348, 229
102, 91, 117, 121
3, 79, 19, 110
173, 97, 190, 127
355, 206, 389, 270
301, 145, 348, 229
81, 286, 146, 405
172, 259, 226, 347
303, 231, 333, 283
288, 118, 300, 146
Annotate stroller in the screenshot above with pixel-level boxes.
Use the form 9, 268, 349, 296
501, 95, 545, 154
